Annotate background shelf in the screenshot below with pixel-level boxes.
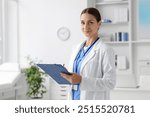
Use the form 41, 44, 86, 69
96, 0, 128, 6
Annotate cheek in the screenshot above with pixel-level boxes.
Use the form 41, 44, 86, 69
93, 25, 99, 31
81, 26, 84, 31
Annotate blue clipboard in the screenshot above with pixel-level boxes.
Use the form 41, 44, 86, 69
37, 64, 72, 84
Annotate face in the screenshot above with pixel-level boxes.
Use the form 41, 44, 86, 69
80, 13, 100, 38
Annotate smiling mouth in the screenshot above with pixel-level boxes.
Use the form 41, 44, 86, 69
84, 31, 91, 33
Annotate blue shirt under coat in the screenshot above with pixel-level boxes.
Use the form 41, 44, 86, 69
72, 38, 99, 100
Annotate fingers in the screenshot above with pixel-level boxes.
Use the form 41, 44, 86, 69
60, 73, 70, 79
60, 73, 72, 83
61, 73, 82, 85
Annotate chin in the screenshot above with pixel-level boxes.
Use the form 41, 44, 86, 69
84, 33, 91, 38
83, 35, 90, 39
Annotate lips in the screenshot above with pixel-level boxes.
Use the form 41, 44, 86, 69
84, 31, 91, 33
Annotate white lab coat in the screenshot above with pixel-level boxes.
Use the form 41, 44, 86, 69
67, 39, 116, 100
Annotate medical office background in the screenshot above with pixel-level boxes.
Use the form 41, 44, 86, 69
0, 0, 150, 100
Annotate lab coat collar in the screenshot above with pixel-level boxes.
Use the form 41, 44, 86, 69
80, 39, 102, 73
69, 39, 102, 72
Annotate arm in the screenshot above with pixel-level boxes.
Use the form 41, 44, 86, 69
61, 45, 116, 91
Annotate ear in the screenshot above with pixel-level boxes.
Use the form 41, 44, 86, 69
97, 21, 101, 30
98, 21, 101, 26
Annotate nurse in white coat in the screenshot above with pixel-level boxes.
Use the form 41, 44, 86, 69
61, 7, 116, 100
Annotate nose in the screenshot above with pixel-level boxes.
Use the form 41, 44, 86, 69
83, 23, 89, 29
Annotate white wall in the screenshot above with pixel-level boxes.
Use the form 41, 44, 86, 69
19, 0, 87, 67
5, 0, 18, 62
0, 0, 18, 63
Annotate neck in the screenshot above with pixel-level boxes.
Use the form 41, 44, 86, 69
85, 35, 98, 47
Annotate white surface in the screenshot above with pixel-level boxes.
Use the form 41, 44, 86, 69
0, 63, 20, 72
138, 60, 150, 75
2, 0, 18, 63
111, 76, 150, 100
19, 0, 87, 67
114, 87, 150, 91
110, 89, 150, 100
0, 71, 20, 89
0, 63, 21, 89
94, 0, 132, 76
90, 0, 150, 88
104, 0, 125, 1
117, 55, 127, 70
115, 74, 137, 88
139, 76, 150, 89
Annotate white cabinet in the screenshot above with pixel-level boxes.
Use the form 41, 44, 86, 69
49, 79, 69, 100
138, 60, 150, 76
110, 88, 150, 100
87, 0, 150, 88
0, 88, 16, 100
0, 72, 27, 100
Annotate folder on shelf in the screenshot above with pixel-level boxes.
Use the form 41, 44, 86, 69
37, 64, 72, 84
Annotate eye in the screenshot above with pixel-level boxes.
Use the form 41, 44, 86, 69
89, 21, 94, 25
81, 21, 85, 25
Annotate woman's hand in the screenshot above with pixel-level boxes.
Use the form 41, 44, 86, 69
60, 73, 82, 85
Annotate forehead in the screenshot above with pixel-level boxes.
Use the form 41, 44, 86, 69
80, 13, 97, 21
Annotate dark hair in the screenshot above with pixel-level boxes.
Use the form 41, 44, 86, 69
81, 7, 101, 22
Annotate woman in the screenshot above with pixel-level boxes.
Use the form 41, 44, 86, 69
61, 7, 116, 100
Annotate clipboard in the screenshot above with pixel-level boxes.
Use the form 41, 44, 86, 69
37, 64, 72, 84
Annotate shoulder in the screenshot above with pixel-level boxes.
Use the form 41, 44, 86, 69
96, 39, 114, 53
